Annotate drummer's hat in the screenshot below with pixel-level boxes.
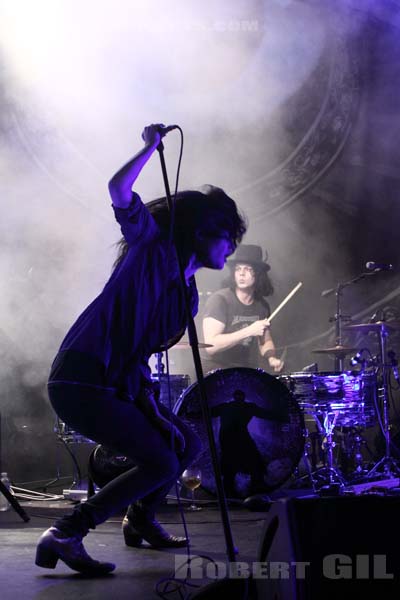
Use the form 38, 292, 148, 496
227, 244, 271, 272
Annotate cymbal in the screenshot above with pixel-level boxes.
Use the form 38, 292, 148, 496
312, 345, 357, 356
345, 321, 400, 333
172, 341, 213, 349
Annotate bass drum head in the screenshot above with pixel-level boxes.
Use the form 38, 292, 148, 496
174, 367, 304, 498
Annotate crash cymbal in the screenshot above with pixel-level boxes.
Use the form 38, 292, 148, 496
172, 341, 213, 349
345, 321, 400, 333
312, 345, 357, 356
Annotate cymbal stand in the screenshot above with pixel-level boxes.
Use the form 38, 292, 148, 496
366, 323, 400, 478
333, 283, 347, 372
323, 271, 376, 371
291, 429, 318, 493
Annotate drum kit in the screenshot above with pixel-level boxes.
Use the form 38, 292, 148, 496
170, 318, 400, 498
285, 318, 400, 491
54, 317, 400, 499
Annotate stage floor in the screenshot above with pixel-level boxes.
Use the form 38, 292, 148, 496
0, 495, 276, 600
2, 483, 400, 599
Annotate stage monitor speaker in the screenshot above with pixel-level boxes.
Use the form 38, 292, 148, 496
256, 495, 400, 600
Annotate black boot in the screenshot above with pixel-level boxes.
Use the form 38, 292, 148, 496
35, 527, 116, 574
122, 504, 187, 549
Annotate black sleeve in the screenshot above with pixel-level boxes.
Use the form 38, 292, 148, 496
203, 292, 228, 325
112, 192, 158, 246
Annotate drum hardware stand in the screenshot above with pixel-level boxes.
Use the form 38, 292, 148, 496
366, 324, 400, 479
338, 427, 371, 482
0, 413, 30, 522
151, 351, 165, 398
332, 285, 352, 372
348, 431, 365, 476
347, 429, 372, 485
45, 418, 95, 499
43, 426, 65, 492
55, 418, 84, 488
291, 418, 346, 492
291, 429, 318, 492
154, 351, 165, 375
322, 271, 376, 371
309, 411, 346, 491
308, 430, 323, 470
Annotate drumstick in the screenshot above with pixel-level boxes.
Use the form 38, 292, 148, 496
268, 282, 303, 322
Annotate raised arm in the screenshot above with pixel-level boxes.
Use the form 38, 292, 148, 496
108, 125, 161, 208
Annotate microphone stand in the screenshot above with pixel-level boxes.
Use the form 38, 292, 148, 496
156, 141, 237, 566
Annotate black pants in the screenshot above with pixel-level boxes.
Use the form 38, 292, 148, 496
48, 380, 201, 537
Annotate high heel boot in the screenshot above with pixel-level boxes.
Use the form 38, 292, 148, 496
122, 504, 187, 549
35, 527, 116, 574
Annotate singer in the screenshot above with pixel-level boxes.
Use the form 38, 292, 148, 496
35, 123, 246, 574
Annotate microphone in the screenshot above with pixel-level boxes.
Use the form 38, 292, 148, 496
156, 124, 179, 138
365, 261, 394, 271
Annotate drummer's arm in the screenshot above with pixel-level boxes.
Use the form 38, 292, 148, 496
259, 330, 284, 373
203, 317, 263, 355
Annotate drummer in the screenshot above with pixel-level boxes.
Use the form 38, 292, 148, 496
202, 244, 284, 374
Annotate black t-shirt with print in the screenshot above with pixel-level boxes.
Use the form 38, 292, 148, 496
201, 287, 270, 372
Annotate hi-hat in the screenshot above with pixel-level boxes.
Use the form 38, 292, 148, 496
345, 321, 400, 333
312, 345, 357, 356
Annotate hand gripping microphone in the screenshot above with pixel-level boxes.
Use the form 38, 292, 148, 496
365, 261, 394, 271
156, 124, 179, 138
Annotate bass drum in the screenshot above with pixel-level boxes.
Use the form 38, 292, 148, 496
174, 367, 305, 498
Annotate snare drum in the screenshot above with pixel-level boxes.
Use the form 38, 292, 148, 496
174, 367, 305, 498
281, 371, 377, 428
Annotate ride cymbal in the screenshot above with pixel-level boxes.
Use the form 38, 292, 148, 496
344, 321, 400, 333
312, 345, 357, 356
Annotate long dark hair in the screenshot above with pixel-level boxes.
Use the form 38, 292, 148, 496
113, 185, 247, 269
222, 264, 274, 299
